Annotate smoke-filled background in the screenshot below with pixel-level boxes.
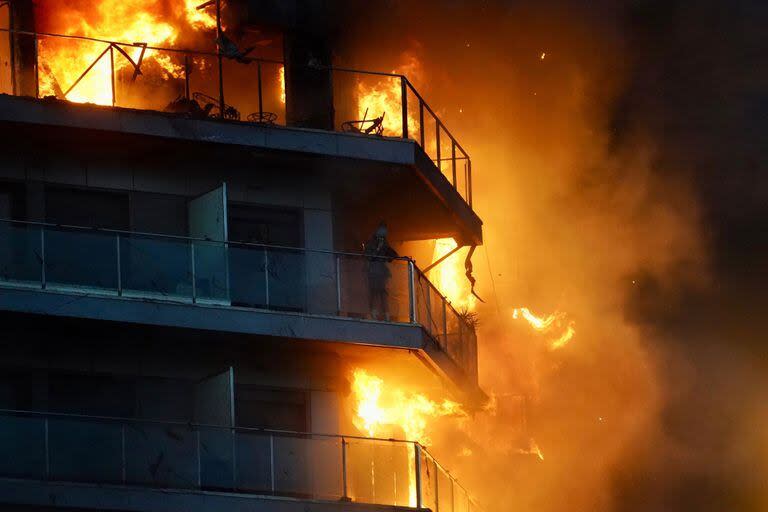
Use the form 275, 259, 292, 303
340, 1, 767, 510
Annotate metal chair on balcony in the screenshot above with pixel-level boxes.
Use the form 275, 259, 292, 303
342, 110, 385, 136
246, 112, 278, 125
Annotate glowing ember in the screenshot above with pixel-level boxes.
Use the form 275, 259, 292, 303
512, 307, 576, 350
430, 238, 477, 312
351, 368, 464, 445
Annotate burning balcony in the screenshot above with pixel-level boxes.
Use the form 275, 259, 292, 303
0, 5, 477, 233
0, 408, 481, 512
0, 219, 480, 394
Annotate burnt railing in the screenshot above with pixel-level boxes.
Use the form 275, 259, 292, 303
0, 408, 482, 512
0, 219, 478, 382
0, 27, 473, 207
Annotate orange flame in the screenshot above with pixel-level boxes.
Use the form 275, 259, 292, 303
351, 368, 464, 446
430, 238, 476, 312
37, 0, 219, 105
356, 54, 422, 137
512, 307, 576, 350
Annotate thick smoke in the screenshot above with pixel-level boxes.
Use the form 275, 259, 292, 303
338, 1, 725, 511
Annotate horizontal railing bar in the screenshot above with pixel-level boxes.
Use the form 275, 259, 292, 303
0, 218, 409, 262
0, 26, 283, 64
0, 407, 414, 445
0, 406, 484, 510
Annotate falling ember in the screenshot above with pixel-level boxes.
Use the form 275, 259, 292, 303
512, 307, 576, 351
540, 51, 547, 60
430, 238, 476, 312
350, 369, 465, 446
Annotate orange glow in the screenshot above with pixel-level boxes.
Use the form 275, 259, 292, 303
184, 0, 218, 30
356, 54, 421, 137
430, 238, 477, 312
351, 368, 465, 508
512, 307, 576, 351
351, 368, 464, 446
37, 0, 220, 106
279, 65, 286, 104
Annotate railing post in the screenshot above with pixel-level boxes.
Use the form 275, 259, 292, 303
197, 429, 202, 488
257, 60, 264, 120
467, 159, 473, 206
116, 234, 122, 296
451, 142, 457, 186
419, 99, 425, 148
44, 417, 50, 480
110, 45, 116, 107
414, 444, 423, 509
341, 437, 349, 501
231, 428, 238, 491
436, 123, 442, 170
33, 33, 39, 99
190, 242, 196, 303
121, 424, 126, 483
184, 54, 191, 101
40, 226, 45, 290
269, 434, 276, 493
400, 76, 409, 139
335, 255, 342, 315
408, 260, 417, 324
263, 248, 270, 307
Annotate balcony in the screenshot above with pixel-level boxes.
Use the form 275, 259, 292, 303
0, 27, 474, 211
0, 409, 480, 512
0, 220, 479, 391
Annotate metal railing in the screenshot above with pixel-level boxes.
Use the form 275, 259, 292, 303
0, 27, 472, 206
0, 219, 478, 380
0, 408, 481, 511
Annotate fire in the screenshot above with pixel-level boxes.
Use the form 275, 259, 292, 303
184, 0, 218, 30
36, 0, 219, 105
356, 53, 421, 137
430, 238, 477, 312
279, 65, 286, 104
351, 369, 464, 446
512, 307, 576, 350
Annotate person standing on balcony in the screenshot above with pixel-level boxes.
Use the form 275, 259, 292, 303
364, 222, 399, 321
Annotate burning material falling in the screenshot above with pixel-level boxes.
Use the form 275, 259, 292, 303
351, 368, 465, 445
512, 307, 576, 350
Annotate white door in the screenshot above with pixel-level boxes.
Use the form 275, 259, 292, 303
188, 183, 230, 304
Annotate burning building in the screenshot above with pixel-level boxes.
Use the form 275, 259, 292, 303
0, 1, 485, 512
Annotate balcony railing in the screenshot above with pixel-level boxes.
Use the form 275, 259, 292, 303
0, 409, 480, 511
0, 27, 472, 207
0, 219, 478, 381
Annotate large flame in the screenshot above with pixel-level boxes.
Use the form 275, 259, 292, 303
36, 0, 218, 105
512, 307, 576, 350
351, 368, 464, 446
356, 54, 421, 138
350, 368, 465, 508
429, 238, 477, 312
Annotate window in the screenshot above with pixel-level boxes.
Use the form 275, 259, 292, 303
236, 385, 308, 432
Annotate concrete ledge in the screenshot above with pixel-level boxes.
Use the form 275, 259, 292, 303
0, 286, 424, 350
0, 478, 417, 512
0, 94, 416, 165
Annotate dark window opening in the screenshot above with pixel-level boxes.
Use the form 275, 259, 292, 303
235, 385, 308, 432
